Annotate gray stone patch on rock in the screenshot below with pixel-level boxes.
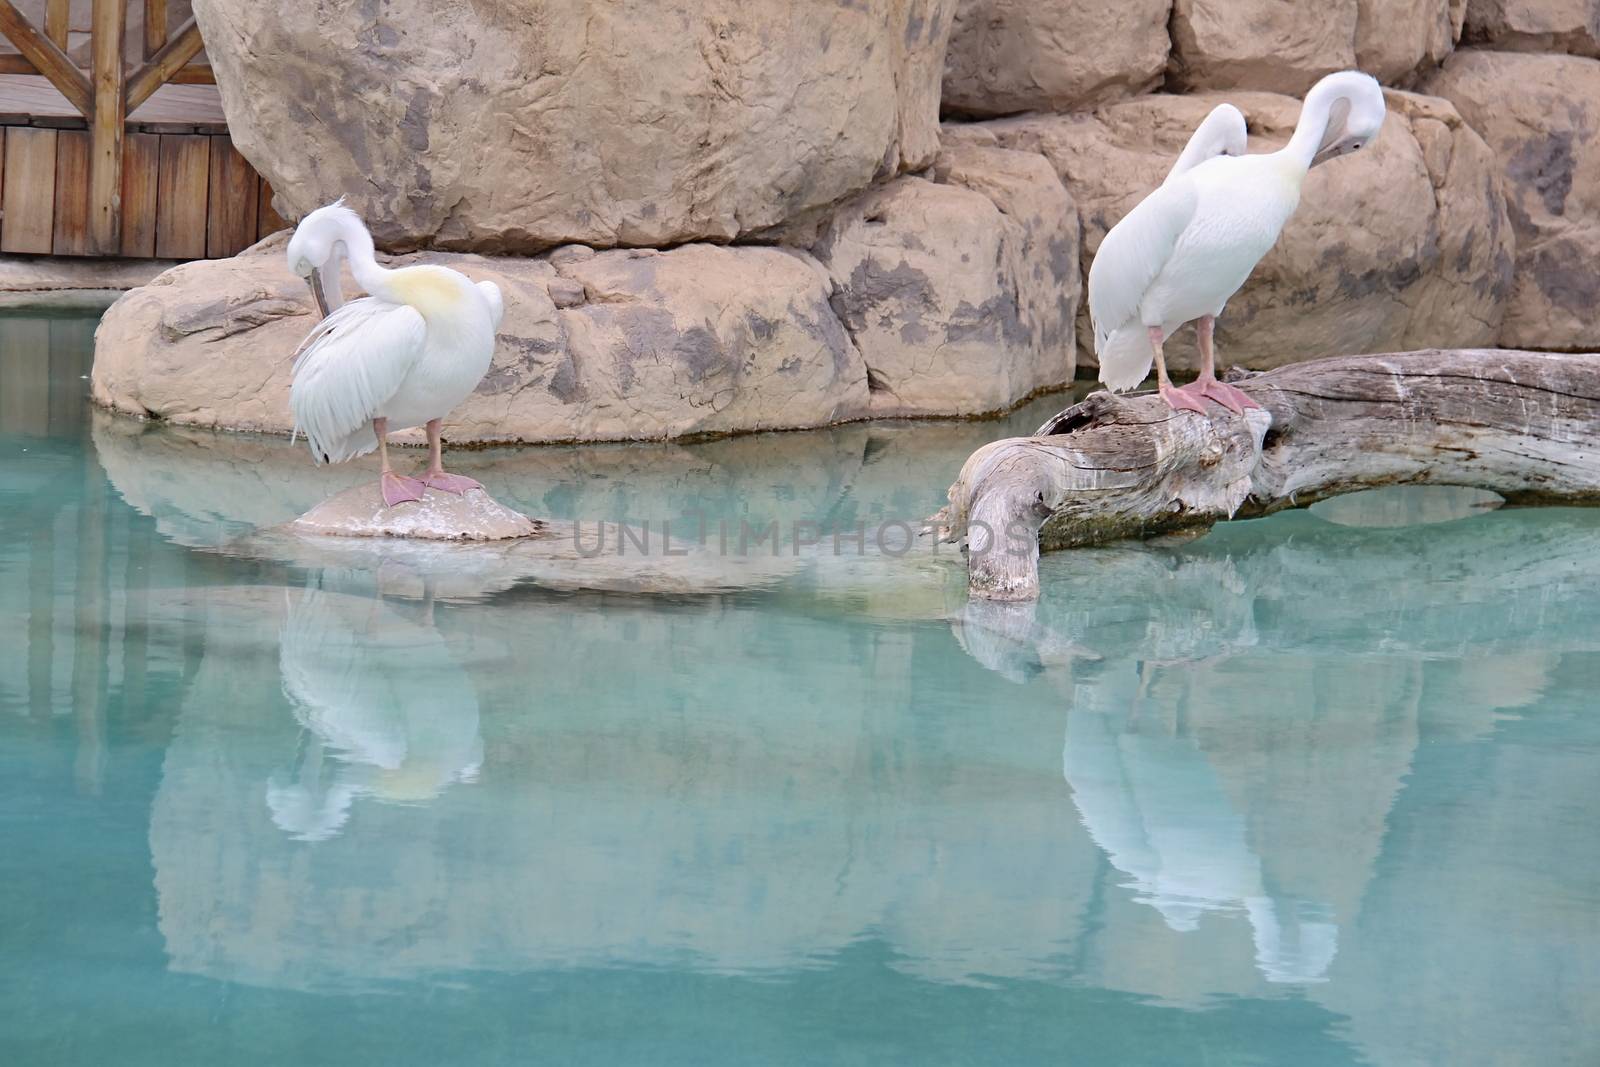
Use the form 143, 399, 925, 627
941, 0, 1170, 117
1423, 49, 1600, 348
1462, 0, 1600, 57
810, 143, 1080, 417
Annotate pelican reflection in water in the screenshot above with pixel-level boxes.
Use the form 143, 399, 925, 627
268, 576, 484, 841
1063, 664, 1338, 985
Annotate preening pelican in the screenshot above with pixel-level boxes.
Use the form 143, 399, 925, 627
1089, 72, 1386, 413
286, 202, 504, 506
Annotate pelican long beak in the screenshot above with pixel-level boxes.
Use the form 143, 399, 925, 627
1309, 144, 1342, 168
307, 266, 334, 320
1310, 138, 1361, 168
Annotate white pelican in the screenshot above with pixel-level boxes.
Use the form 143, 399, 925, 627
1089, 71, 1386, 413
286, 202, 504, 506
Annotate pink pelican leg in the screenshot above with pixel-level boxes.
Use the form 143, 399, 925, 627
421, 419, 483, 494
1150, 326, 1206, 414
375, 417, 425, 507
1176, 315, 1259, 414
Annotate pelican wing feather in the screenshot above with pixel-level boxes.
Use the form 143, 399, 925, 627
1087, 179, 1198, 355
289, 297, 427, 464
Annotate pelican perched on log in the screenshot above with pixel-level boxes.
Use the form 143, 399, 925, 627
1089, 72, 1386, 413
286, 202, 504, 506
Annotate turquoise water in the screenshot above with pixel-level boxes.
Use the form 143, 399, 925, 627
3, 315, 1599, 1065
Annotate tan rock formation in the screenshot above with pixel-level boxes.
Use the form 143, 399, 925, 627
940, 0, 1170, 117
1357, 0, 1462, 80
1462, 0, 1600, 56
1170, 0, 1458, 92
812, 144, 1079, 416
92, 235, 872, 444
92, 149, 1078, 442
190, 0, 956, 253
1423, 49, 1600, 349
944, 87, 1512, 373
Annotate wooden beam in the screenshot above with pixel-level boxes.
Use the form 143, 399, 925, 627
44, 0, 68, 48
167, 65, 216, 85
89, 0, 126, 253
0, 54, 215, 85
126, 18, 203, 113
144, 0, 167, 61
0, 1, 93, 116
934, 350, 1600, 601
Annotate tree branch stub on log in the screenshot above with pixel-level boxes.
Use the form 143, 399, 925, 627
933, 350, 1600, 601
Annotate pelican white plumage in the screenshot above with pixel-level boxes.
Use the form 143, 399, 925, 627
286, 202, 504, 506
1089, 72, 1386, 413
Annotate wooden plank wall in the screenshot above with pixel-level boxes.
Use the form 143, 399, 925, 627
0, 119, 284, 258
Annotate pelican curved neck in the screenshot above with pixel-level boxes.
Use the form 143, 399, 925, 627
1280, 86, 1341, 172
321, 213, 396, 303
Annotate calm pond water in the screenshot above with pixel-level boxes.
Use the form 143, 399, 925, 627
2, 314, 1598, 1066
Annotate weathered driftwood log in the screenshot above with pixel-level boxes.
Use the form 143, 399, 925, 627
934, 349, 1600, 601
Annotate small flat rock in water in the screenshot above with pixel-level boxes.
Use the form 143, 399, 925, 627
293, 483, 542, 541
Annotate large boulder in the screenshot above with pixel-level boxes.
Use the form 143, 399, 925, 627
944, 87, 1513, 373
810, 144, 1079, 416
92, 235, 872, 443
1424, 50, 1600, 349
1169, 0, 1458, 93
191, 0, 956, 253
92, 152, 1079, 441
1462, 0, 1600, 56
940, 0, 1170, 117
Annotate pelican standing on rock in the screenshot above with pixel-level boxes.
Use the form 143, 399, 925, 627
1089, 71, 1386, 413
286, 202, 504, 506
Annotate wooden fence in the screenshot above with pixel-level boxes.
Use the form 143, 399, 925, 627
0, 0, 283, 258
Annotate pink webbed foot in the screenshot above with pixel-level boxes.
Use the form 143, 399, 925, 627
1159, 382, 1209, 415
422, 471, 484, 495
380, 471, 426, 507
1178, 377, 1260, 415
